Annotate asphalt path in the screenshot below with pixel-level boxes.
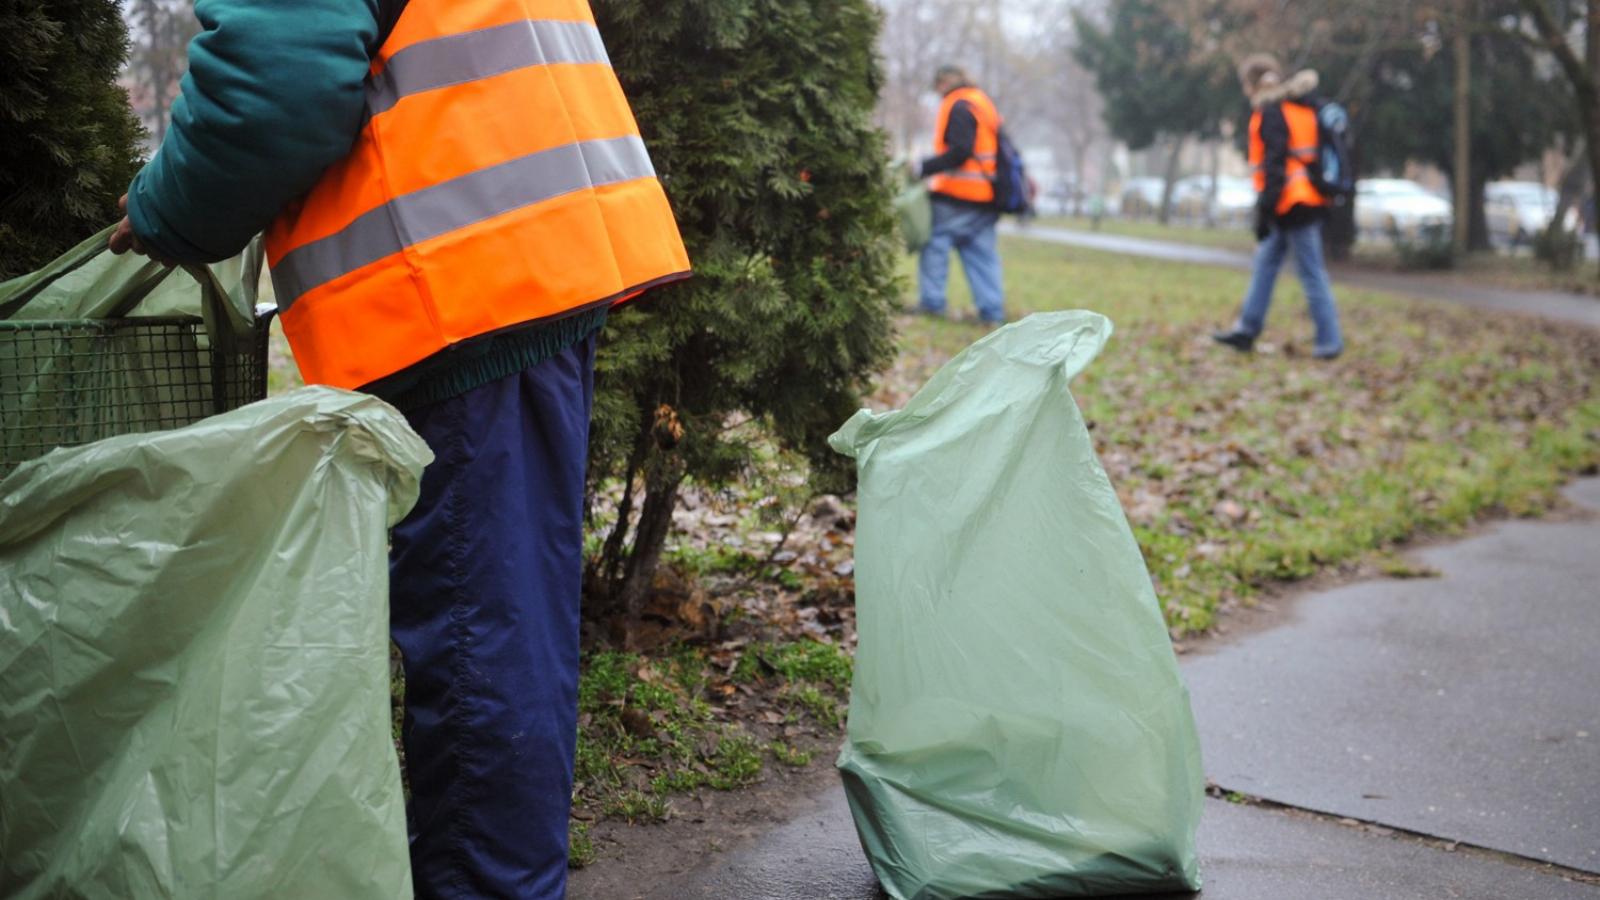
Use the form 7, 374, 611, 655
619, 480, 1600, 899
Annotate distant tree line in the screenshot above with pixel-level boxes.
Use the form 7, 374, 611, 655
1072, 0, 1584, 262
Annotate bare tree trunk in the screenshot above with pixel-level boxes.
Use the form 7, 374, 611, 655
1070, 140, 1089, 217
1550, 143, 1590, 233
1468, 172, 1492, 253
1158, 135, 1185, 226
597, 424, 650, 593
1588, 1, 1600, 276
1452, 12, 1472, 254
1520, 0, 1600, 275
1204, 141, 1221, 228
615, 474, 684, 629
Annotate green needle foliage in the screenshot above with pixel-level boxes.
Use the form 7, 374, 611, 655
586, 0, 901, 620
0, 0, 144, 280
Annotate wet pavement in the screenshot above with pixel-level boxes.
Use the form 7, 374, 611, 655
655, 791, 1599, 900
624, 480, 1600, 899
1186, 478, 1600, 874
1003, 223, 1600, 329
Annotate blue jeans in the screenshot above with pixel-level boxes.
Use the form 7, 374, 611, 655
1237, 219, 1344, 354
919, 198, 1005, 321
390, 335, 595, 899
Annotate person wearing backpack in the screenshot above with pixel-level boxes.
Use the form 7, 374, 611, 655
915, 65, 1008, 325
1213, 54, 1345, 359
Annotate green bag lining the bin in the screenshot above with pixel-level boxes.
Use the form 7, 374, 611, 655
0, 225, 261, 339
831, 311, 1204, 900
0, 387, 430, 899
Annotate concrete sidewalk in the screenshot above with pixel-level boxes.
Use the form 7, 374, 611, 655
1003, 223, 1600, 329
629, 479, 1600, 899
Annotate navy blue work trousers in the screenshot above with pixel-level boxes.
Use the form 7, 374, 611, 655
389, 335, 596, 899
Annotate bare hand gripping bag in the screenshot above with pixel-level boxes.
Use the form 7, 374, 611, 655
0, 386, 430, 899
830, 311, 1203, 899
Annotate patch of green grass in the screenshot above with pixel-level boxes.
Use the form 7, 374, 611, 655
567, 820, 597, 868
706, 733, 764, 789
754, 639, 853, 691
573, 640, 848, 839
772, 568, 806, 590
1375, 554, 1441, 579
785, 684, 844, 729
665, 545, 764, 577
603, 789, 669, 823
891, 236, 1600, 635
769, 741, 814, 767
664, 544, 809, 591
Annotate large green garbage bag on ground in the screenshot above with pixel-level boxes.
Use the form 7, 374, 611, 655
0, 387, 431, 899
831, 311, 1204, 899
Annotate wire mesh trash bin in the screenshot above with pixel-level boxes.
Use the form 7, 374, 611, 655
0, 315, 272, 478
0, 229, 274, 480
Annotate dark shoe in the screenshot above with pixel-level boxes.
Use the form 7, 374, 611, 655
1212, 329, 1256, 352
1313, 344, 1344, 360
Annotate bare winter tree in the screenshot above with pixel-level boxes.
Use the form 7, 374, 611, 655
123, 0, 198, 144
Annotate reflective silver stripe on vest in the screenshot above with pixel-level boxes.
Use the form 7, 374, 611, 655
368, 19, 612, 117
273, 135, 655, 309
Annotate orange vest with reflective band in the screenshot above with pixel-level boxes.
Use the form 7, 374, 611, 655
928, 87, 1001, 204
1250, 101, 1326, 216
265, 0, 691, 390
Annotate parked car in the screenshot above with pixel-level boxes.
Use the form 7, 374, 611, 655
1035, 175, 1086, 217
1118, 177, 1168, 219
1171, 175, 1257, 227
1354, 179, 1452, 240
1485, 181, 1579, 246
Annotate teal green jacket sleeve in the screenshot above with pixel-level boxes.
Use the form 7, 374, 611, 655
126, 0, 382, 264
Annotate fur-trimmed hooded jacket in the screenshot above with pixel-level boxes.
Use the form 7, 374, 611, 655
1251, 70, 1325, 228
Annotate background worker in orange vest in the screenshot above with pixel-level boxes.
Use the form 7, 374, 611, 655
109, 0, 690, 896
1213, 54, 1345, 360
916, 64, 1007, 324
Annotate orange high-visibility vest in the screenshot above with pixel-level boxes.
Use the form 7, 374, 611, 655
928, 87, 1001, 205
1250, 101, 1326, 216
266, 0, 691, 390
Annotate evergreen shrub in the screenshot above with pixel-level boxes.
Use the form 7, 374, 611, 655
587, 0, 901, 618
0, 0, 144, 280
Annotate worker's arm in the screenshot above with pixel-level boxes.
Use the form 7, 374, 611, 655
122, 0, 384, 264
918, 102, 979, 178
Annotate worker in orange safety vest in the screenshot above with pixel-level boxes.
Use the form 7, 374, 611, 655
111, 0, 690, 895
915, 64, 1007, 324
1213, 53, 1344, 360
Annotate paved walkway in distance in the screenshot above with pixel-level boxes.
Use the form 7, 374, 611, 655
1003, 222, 1600, 329
629, 479, 1600, 900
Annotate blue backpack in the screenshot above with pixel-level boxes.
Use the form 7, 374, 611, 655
1311, 100, 1355, 201
992, 128, 1035, 215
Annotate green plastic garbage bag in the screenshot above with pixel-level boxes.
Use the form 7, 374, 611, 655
831, 311, 1204, 899
895, 182, 933, 253
0, 225, 261, 336
0, 387, 431, 899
